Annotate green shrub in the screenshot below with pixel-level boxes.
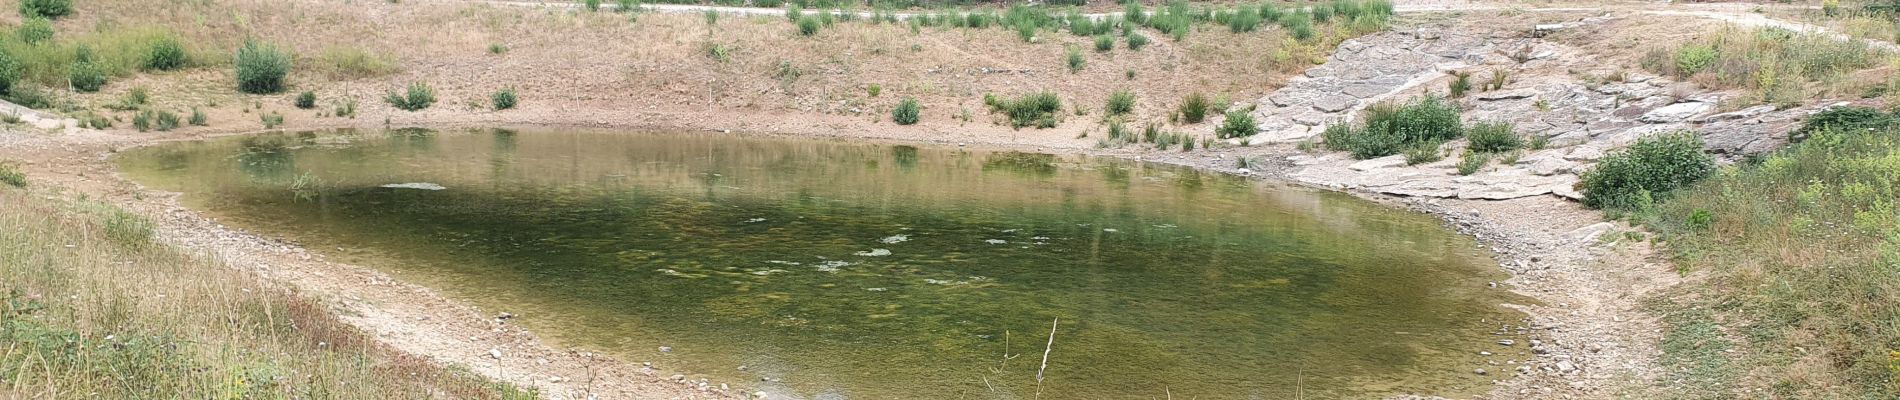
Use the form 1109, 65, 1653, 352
488, 43, 508, 54
786, 5, 802, 22
1124, 2, 1147, 24
1465, 120, 1522, 152
892, 97, 920, 125
18, 0, 70, 19
131, 109, 152, 132
16, 17, 52, 44
492, 88, 517, 110
584, 0, 601, 12
260, 111, 284, 128
985, 91, 1062, 129
1065, 47, 1084, 73
797, 16, 822, 36
1094, 35, 1114, 52
67, 47, 104, 92
0, 162, 23, 188
103, 208, 153, 247
1578, 132, 1715, 210
1215, 110, 1258, 138
1674, 44, 1717, 76
154, 110, 179, 131
1281, 12, 1313, 41
316, 47, 399, 79
617, 0, 638, 12
383, 82, 436, 111
1104, 89, 1135, 116
1260, 3, 1284, 22
234, 40, 290, 94
1178, 93, 1209, 123
294, 91, 317, 109
1227, 6, 1261, 33
866, 83, 880, 97
0, 51, 19, 95
1311, 5, 1334, 23
143, 37, 188, 71
1126, 32, 1149, 50
1456, 150, 1489, 175
188, 107, 206, 126
1324, 95, 1464, 159
1448, 71, 1472, 98
1794, 106, 1891, 142
1402, 142, 1444, 165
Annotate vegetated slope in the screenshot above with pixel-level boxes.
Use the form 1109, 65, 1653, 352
5, 0, 1385, 133
0, 188, 536, 399
1623, 111, 1900, 398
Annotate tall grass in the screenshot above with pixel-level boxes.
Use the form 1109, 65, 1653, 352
1641, 26, 1882, 105
0, 26, 189, 88
1633, 121, 1900, 398
316, 46, 399, 80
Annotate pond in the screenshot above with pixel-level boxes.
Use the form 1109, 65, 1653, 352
116, 128, 1530, 399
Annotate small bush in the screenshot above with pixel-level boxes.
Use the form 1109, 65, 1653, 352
1104, 89, 1135, 116
488, 43, 508, 54
1465, 120, 1522, 152
1126, 33, 1149, 50
188, 107, 207, 126
1448, 71, 1472, 98
1215, 110, 1258, 139
797, 16, 822, 36
0, 163, 23, 188
1674, 44, 1717, 76
1403, 142, 1444, 165
986, 91, 1062, 129
131, 109, 152, 132
1065, 47, 1084, 73
1179, 93, 1209, 123
584, 0, 601, 12
143, 37, 188, 71
294, 91, 317, 109
260, 111, 284, 128
154, 110, 179, 131
892, 97, 920, 125
16, 17, 52, 44
1094, 35, 1114, 52
0, 52, 19, 95
18, 0, 70, 19
1794, 106, 1891, 142
866, 83, 881, 97
617, 0, 638, 12
1456, 150, 1490, 175
492, 88, 517, 110
1324, 95, 1464, 159
384, 82, 436, 111
1578, 132, 1715, 210
67, 47, 104, 92
234, 40, 291, 94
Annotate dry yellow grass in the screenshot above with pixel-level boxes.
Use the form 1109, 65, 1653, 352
0, 187, 533, 398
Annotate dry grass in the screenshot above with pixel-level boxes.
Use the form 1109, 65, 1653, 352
0, 187, 534, 399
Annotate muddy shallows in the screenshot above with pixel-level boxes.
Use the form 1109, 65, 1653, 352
117, 128, 1531, 399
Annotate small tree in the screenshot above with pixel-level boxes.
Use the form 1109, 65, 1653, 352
892, 97, 920, 125
235, 40, 291, 94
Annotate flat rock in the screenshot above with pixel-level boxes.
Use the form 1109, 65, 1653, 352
1564, 145, 1605, 161
1638, 101, 1714, 123
1349, 155, 1407, 171
1698, 104, 1776, 122
1312, 94, 1358, 113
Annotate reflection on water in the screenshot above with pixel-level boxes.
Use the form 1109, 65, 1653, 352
117, 128, 1530, 399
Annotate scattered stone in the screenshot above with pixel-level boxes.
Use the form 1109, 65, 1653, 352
1556, 360, 1578, 373
1497, 339, 1517, 346
659, 346, 673, 353
488, 348, 503, 359
1474, 368, 1487, 375
495, 312, 515, 320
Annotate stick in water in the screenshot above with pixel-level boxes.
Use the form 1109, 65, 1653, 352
1035, 317, 1059, 397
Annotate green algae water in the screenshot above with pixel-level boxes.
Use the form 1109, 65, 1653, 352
116, 128, 1531, 399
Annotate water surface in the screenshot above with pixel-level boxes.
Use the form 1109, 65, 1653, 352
117, 128, 1530, 399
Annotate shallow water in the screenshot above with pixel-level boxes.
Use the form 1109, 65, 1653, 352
117, 128, 1531, 399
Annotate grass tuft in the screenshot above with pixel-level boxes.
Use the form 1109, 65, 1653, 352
384, 82, 436, 111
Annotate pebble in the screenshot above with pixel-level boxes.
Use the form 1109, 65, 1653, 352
659, 346, 672, 353
670, 374, 686, 381
1479, 351, 1494, 356
488, 349, 502, 359
1497, 339, 1516, 346
1474, 368, 1487, 375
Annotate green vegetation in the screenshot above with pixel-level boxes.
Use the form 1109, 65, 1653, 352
295, 91, 317, 109
866, 83, 881, 97
1455, 150, 1489, 175
1577, 132, 1714, 210
488, 43, 509, 54
1629, 120, 1900, 399
1104, 89, 1135, 116
892, 97, 920, 125
1178, 92, 1208, 124
1641, 26, 1881, 105
1065, 46, 1084, 73
0, 189, 541, 399
154, 109, 179, 131
17, 0, 70, 19
1126, 32, 1148, 50
16, 17, 52, 44
0, 162, 22, 188
797, 16, 822, 36
142, 37, 188, 71
1447, 71, 1471, 98
1215, 110, 1257, 139
1093, 35, 1114, 52
384, 82, 436, 111
984, 91, 1061, 129
1793, 105, 1890, 141
317, 47, 399, 80
132, 109, 152, 132
67, 47, 104, 92
585, 0, 602, 12
234, 40, 290, 94
1464, 120, 1522, 153
260, 110, 284, 128
492, 88, 517, 110
188, 107, 206, 126
1402, 142, 1443, 165
1322, 95, 1463, 159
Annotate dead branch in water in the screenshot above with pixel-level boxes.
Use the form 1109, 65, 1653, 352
1035, 317, 1058, 398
